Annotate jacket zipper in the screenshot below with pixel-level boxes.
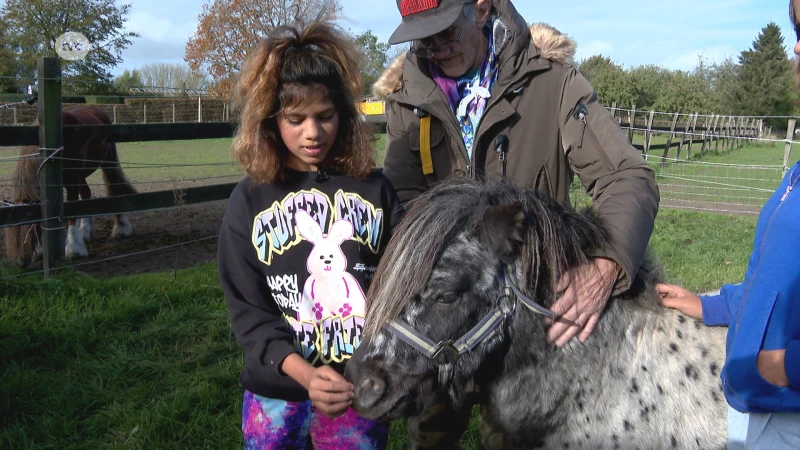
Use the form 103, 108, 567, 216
574, 104, 615, 171
472, 67, 549, 179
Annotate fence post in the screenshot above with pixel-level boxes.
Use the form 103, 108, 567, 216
113, 104, 117, 124
722, 117, 730, 152
628, 104, 636, 144
609, 102, 617, 123
38, 56, 65, 278
13, 106, 17, 125
172, 103, 176, 123
198, 96, 202, 123
661, 112, 680, 163
677, 113, 691, 159
785, 119, 796, 175
644, 110, 655, 156
686, 113, 699, 159
143, 103, 147, 124
699, 114, 712, 155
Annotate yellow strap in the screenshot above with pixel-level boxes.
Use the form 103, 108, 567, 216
419, 116, 434, 175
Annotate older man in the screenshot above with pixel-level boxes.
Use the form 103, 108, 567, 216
374, 0, 659, 447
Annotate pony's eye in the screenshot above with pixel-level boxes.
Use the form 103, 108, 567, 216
436, 292, 460, 304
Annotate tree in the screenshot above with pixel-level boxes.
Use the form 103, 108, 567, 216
353, 30, 389, 97
113, 69, 143, 94
736, 22, 794, 124
578, 55, 636, 108
0, 0, 138, 94
629, 65, 669, 110
653, 70, 711, 114
184, 0, 340, 95
0, 17, 20, 93
136, 63, 211, 91
698, 56, 741, 114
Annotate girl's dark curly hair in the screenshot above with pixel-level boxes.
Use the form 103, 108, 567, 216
232, 20, 374, 184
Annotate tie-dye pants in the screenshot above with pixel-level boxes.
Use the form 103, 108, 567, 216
242, 390, 389, 449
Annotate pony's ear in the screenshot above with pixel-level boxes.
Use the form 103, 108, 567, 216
477, 202, 525, 264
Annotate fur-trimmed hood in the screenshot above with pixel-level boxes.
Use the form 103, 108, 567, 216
372, 22, 577, 99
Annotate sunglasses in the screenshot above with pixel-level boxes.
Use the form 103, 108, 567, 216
410, 4, 474, 59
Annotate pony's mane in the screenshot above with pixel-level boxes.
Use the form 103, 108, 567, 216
364, 179, 607, 338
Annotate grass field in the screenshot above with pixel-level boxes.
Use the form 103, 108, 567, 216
0, 206, 757, 449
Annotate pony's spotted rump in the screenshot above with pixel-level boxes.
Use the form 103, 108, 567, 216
346, 178, 727, 449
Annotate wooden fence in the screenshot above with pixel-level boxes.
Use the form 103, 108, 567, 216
0, 57, 237, 278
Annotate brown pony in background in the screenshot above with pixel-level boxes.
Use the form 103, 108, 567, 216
5, 105, 137, 267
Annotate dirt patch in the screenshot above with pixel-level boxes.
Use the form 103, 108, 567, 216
1, 181, 229, 279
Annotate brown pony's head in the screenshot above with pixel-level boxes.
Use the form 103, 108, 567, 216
4, 145, 43, 267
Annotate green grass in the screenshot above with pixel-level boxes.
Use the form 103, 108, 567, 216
0, 207, 756, 449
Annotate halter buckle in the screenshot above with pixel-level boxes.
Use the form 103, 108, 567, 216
431, 340, 460, 365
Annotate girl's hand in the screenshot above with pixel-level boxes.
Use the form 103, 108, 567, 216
281, 353, 354, 418
655, 283, 703, 320
306, 365, 354, 418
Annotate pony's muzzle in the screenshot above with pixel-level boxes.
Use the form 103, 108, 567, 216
352, 368, 386, 411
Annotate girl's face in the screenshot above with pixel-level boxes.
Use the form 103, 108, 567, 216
277, 90, 340, 172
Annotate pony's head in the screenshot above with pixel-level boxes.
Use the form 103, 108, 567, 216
345, 179, 606, 421
4, 146, 42, 267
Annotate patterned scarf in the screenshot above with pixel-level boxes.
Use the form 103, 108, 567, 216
431, 22, 499, 159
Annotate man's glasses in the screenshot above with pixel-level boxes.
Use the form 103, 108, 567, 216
410, 6, 473, 59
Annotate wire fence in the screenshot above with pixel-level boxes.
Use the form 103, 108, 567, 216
0, 99, 232, 125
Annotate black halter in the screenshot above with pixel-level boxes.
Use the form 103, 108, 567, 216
384, 264, 555, 387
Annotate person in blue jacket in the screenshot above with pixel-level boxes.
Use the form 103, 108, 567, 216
657, 8, 800, 448
657, 160, 799, 449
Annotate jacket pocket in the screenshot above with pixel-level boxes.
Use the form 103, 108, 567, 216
725, 276, 781, 398
568, 102, 626, 173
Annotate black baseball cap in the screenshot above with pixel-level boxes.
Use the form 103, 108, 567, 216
388, 0, 472, 45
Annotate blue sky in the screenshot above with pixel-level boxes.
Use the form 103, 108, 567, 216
115, 0, 797, 76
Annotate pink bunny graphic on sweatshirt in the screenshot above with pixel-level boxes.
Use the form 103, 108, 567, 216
294, 209, 366, 322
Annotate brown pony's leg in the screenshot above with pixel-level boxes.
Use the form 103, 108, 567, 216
64, 186, 88, 259
77, 180, 95, 242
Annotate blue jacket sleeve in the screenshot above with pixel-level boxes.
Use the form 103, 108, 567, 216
701, 292, 732, 326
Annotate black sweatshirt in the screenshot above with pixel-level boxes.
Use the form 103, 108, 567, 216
217, 168, 402, 401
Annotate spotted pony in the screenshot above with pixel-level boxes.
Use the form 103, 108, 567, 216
346, 178, 727, 449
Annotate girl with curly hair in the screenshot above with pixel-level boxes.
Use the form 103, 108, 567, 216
217, 19, 400, 449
